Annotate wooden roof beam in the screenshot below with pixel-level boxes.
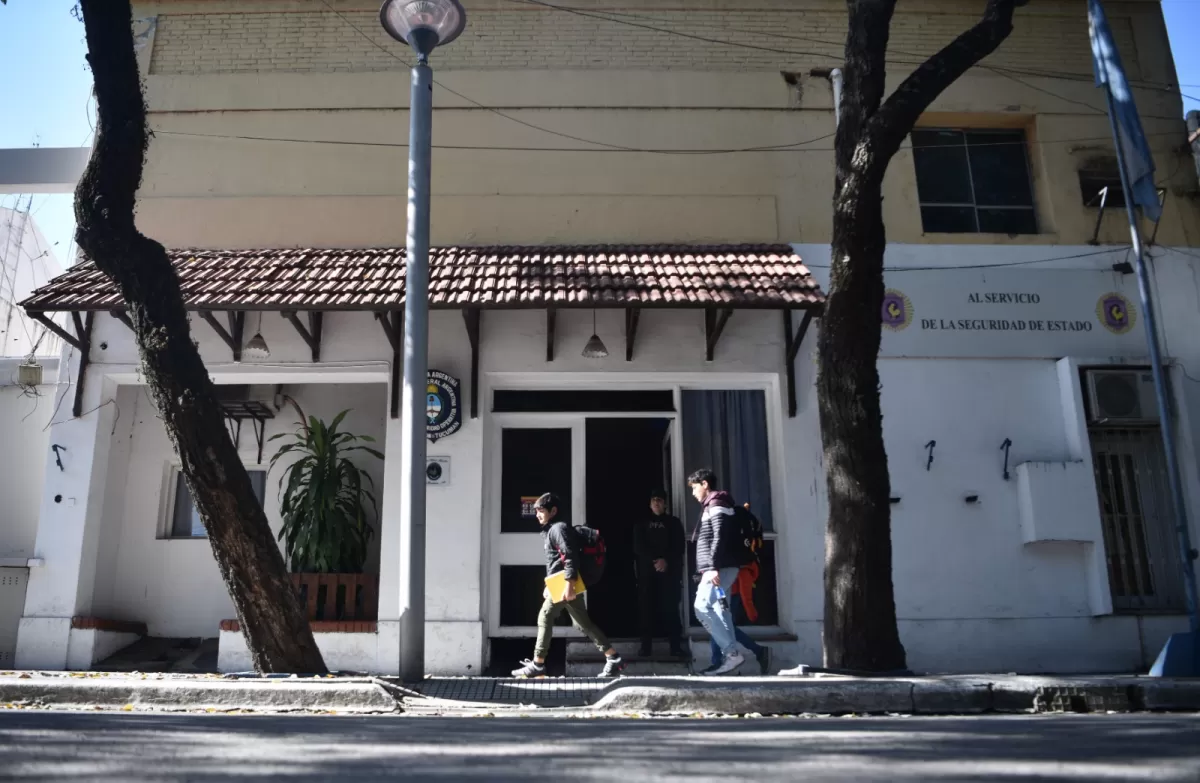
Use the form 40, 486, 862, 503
199, 311, 245, 362
282, 310, 323, 362
704, 307, 733, 362
784, 309, 816, 418
625, 307, 640, 362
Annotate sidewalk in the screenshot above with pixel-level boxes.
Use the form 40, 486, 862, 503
0, 671, 399, 715
2, 670, 1198, 716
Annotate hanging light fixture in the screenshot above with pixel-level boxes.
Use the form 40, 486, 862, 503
581, 309, 608, 359
244, 311, 270, 359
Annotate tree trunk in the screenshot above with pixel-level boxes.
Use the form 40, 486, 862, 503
818, 0, 1021, 672
75, 0, 325, 674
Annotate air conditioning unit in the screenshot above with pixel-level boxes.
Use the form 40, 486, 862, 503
1085, 368, 1160, 425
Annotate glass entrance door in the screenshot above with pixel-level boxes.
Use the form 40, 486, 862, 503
488, 416, 584, 636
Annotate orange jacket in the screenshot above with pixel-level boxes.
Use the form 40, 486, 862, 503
728, 561, 760, 623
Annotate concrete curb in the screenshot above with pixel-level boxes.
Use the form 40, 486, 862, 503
589, 676, 1200, 716
2, 673, 1197, 716
0, 676, 399, 714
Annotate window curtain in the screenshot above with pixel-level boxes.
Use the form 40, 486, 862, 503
680, 390, 774, 533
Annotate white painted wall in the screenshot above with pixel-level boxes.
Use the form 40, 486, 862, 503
791, 244, 1200, 672
93, 382, 387, 638
0, 359, 58, 560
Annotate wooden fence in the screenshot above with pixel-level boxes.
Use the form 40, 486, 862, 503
290, 573, 379, 622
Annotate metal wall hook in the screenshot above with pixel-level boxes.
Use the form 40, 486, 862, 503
924, 440, 936, 471
1001, 438, 1013, 481
51, 444, 66, 472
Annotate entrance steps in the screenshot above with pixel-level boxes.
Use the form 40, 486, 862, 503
565, 639, 693, 677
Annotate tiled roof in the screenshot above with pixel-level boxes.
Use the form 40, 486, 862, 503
21, 244, 824, 312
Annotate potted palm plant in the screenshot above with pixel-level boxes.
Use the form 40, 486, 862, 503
269, 400, 384, 574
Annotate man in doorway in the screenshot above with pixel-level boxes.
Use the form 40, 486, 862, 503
634, 488, 688, 659
511, 493, 626, 678
688, 468, 752, 675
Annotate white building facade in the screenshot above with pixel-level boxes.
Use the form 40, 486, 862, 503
11, 241, 1200, 676
9, 0, 1200, 676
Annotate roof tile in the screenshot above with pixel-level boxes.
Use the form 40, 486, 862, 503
22, 244, 823, 312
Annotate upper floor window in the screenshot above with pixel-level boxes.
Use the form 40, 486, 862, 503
1077, 155, 1127, 209
912, 128, 1037, 235
169, 467, 266, 538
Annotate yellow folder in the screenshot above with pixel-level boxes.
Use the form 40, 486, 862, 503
544, 571, 586, 603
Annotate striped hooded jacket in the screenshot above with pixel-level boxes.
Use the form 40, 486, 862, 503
694, 490, 751, 573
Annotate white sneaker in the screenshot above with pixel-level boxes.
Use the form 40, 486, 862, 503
712, 651, 745, 675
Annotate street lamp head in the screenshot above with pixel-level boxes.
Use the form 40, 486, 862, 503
379, 0, 467, 57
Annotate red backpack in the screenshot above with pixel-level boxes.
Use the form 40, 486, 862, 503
570, 525, 606, 586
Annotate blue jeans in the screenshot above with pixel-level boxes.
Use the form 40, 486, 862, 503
710, 627, 764, 667
693, 566, 740, 657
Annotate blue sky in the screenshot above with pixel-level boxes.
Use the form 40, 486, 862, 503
0, 0, 1197, 264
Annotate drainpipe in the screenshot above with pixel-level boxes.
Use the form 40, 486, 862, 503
811, 67, 844, 128
1188, 111, 1200, 190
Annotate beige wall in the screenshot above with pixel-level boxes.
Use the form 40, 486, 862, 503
145, 2, 1137, 78
130, 0, 1200, 249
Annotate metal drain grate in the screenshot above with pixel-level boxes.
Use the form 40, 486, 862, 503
416, 677, 609, 708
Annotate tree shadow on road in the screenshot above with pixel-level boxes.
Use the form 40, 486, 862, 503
1, 712, 1198, 781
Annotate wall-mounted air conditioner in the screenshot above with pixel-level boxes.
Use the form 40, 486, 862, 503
1085, 368, 1160, 425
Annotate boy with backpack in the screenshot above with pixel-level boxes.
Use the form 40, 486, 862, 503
701, 502, 771, 675
688, 468, 754, 675
511, 492, 626, 678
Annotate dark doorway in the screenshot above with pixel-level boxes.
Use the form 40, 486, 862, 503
584, 417, 671, 638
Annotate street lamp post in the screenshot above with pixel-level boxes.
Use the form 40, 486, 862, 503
379, 0, 466, 682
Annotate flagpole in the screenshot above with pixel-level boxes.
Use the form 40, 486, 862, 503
1103, 86, 1200, 640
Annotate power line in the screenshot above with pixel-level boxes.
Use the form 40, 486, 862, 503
152, 127, 1188, 155
1158, 245, 1200, 263
803, 247, 1132, 272
312, 0, 1186, 156
505, 0, 1188, 92
501, 0, 1191, 120
605, 0, 1199, 95
312, 0, 645, 152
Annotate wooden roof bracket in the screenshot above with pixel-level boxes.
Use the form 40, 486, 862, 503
704, 307, 733, 362
26, 311, 93, 418
71, 312, 94, 419
463, 308, 481, 419
625, 307, 641, 362
376, 311, 403, 419
784, 309, 816, 418
200, 310, 245, 362
28, 310, 84, 352
282, 310, 323, 362
110, 309, 134, 333
374, 309, 403, 354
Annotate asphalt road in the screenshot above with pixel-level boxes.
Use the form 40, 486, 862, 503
1, 711, 1198, 781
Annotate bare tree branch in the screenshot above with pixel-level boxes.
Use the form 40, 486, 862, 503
867, 0, 1024, 158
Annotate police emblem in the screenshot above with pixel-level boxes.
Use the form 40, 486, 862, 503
425, 370, 462, 442
1096, 292, 1136, 335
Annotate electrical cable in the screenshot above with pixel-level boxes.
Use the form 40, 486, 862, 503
295, 0, 1198, 158
151, 127, 1187, 155
801, 246, 1132, 272
42, 346, 73, 432
500, 0, 1192, 120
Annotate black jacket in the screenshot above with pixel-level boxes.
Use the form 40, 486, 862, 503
542, 520, 579, 580
694, 490, 750, 573
633, 512, 685, 580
